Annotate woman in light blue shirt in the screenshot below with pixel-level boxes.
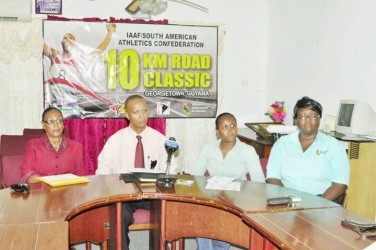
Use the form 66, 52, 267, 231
266, 96, 349, 204
191, 112, 266, 250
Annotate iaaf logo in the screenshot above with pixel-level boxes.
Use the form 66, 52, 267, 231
109, 98, 126, 117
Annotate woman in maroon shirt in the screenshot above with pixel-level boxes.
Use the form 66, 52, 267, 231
21, 107, 86, 183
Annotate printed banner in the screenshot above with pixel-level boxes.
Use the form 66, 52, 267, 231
43, 20, 218, 118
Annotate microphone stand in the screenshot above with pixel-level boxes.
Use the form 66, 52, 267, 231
156, 152, 176, 188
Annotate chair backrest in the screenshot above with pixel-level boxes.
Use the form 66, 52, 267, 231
23, 128, 45, 136
0, 135, 40, 157
0, 134, 40, 187
2, 155, 23, 187
260, 158, 268, 177
23, 128, 69, 137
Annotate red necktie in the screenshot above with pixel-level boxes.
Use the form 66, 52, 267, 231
135, 135, 144, 168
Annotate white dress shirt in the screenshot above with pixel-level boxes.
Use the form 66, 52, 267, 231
96, 126, 177, 174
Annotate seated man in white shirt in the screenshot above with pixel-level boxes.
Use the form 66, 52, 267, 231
96, 94, 177, 250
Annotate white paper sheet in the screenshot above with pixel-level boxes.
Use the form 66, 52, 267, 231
205, 181, 241, 191
128, 168, 165, 174
364, 242, 376, 250
207, 176, 236, 184
39, 173, 78, 181
267, 125, 298, 134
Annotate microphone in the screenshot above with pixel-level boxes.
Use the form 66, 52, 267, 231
165, 137, 179, 164
157, 137, 180, 188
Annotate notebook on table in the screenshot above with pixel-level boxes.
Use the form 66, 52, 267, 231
38, 173, 90, 187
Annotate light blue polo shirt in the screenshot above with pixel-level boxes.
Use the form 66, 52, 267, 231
266, 131, 349, 195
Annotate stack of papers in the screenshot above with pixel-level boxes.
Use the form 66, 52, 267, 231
361, 135, 376, 141
128, 168, 165, 174
267, 125, 297, 134
205, 176, 241, 191
38, 174, 90, 187
341, 135, 370, 141
176, 179, 194, 186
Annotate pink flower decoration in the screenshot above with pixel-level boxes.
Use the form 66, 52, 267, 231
265, 101, 287, 123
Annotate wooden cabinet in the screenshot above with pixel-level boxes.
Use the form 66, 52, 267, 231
237, 128, 273, 159
346, 141, 376, 221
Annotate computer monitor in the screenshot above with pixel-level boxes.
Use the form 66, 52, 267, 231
335, 100, 376, 137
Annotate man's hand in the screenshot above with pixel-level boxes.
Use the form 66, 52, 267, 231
266, 178, 284, 186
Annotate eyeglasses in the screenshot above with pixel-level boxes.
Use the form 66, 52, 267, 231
43, 119, 64, 125
341, 219, 376, 239
10, 183, 30, 193
354, 229, 376, 239
296, 114, 320, 121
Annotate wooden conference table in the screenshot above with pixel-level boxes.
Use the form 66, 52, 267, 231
0, 174, 374, 249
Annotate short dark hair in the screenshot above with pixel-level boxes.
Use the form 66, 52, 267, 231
293, 96, 323, 119
42, 107, 63, 121
124, 95, 144, 111
215, 112, 237, 129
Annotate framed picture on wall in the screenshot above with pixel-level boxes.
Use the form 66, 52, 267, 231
36, 0, 62, 15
